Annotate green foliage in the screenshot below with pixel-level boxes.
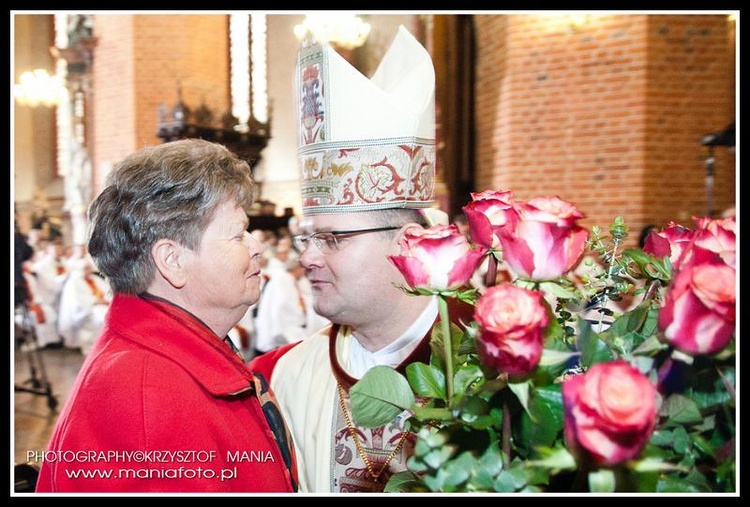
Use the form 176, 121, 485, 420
349, 365, 415, 427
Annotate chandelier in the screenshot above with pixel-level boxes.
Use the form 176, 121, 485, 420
13, 69, 66, 107
294, 13, 371, 50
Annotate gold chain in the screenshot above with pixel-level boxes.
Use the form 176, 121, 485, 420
336, 381, 410, 482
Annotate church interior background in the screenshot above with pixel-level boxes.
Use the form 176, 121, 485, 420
9, 12, 738, 488
12, 11, 736, 249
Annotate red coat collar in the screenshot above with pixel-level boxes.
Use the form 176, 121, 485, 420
104, 294, 254, 396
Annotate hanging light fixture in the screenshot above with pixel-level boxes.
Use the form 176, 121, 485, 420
13, 69, 66, 107
294, 13, 371, 50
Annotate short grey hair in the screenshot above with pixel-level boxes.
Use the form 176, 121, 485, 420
87, 139, 257, 295
355, 208, 431, 239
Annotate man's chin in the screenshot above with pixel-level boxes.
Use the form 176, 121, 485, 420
312, 303, 334, 322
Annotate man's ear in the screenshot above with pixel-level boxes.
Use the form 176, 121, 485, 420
151, 239, 189, 289
399, 223, 424, 237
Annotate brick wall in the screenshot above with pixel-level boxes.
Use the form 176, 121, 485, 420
91, 14, 229, 194
84, 13, 735, 238
473, 14, 735, 246
91, 14, 135, 193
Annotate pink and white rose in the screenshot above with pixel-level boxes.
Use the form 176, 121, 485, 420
462, 189, 517, 251
388, 224, 488, 292
474, 284, 549, 375
692, 216, 736, 269
498, 196, 589, 280
642, 221, 694, 268
644, 216, 736, 271
563, 360, 658, 467
658, 246, 736, 356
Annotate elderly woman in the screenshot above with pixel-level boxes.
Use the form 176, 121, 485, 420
35, 139, 297, 493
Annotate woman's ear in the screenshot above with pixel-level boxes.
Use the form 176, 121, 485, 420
151, 239, 188, 288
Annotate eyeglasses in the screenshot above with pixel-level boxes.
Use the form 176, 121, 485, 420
292, 226, 401, 254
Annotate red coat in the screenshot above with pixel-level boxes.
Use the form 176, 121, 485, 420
35, 294, 297, 493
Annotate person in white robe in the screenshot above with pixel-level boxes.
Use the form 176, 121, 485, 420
25, 241, 67, 344
57, 253, 110, 355
29, 241, 67, 309
16, 265, 61, 348
254, 254, 330, 355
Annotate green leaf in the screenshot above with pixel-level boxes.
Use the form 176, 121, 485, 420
641, 306, 660, 336
457, 325, 479, 356
621, 248, 672, 281
508, 379, 531, 417
527, 446, 576, 470
471, 464, 498, 491
458, 396, 491, 425
516, 385, 564, 452
649, 429, 674, 447
622, 247, 651, 265
660, 393, 703, 425
419, 426, 449, 449
632, 334, 667, 355
349, 365, 415, 428
577, 318, 614, 367
423, 446, 454, 469
411, 406, 454, 421
429, 321, 465, 371
383, 471, 422, 492
477, 442, 504, 477
672, 425, 690, 454
455, 287, 480, 305
407, 456, 429, 474
689, 365, 735, 410
539, 348, 580, 367
442, 451, 475, 487
540, 281, 580, 299
533, 384, 564, 417
715, 458, 737, 492
631, 355, 655, 375
682, 470, 712, 491
429, 329, 446, 372
493, 467, 529, 492
405, 362, 446, 400
656, 474, 710, 493
588, 469, 616, 492
609, 304, 649, 336
422, 470, 445, 491
453, 365, 484, 395
631, 457, 684, 473
690, 434, 717, 460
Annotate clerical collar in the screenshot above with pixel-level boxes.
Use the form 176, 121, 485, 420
346, 296, 438, 378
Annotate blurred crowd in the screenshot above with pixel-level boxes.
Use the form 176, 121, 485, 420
14, 225, 110, 355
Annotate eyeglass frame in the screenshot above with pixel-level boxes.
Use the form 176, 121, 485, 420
292, 226, 401, 253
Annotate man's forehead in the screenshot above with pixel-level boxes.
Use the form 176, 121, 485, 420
300, 213, 368, 232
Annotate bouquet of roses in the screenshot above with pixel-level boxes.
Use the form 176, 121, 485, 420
349, 189, 736, 493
